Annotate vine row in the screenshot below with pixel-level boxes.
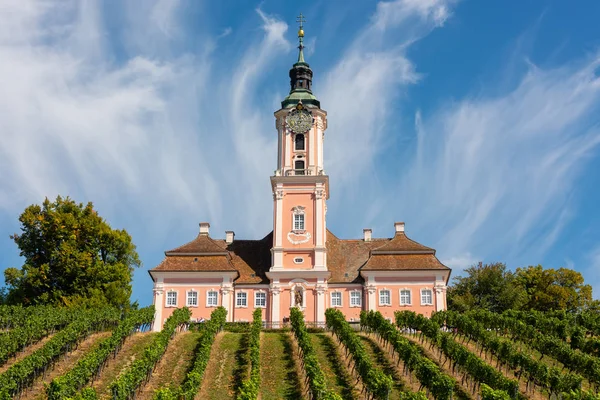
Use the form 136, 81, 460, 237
0, 306, 78, 365
394, 311, 520, 399
360, 310, 454, 400
46, 306, 155, 399
153, 306, 227, 400
325, 308, 393, 400
238, 308, 262, 400
109, 307, 192, 400
290, 307, 342, 400
431, 311, 584, 395
0, 307, 120, 399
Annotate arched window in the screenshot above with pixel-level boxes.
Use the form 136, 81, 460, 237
295, 134, 305, 150
294, 160, 305, 175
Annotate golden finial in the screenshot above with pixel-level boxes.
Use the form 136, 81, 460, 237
297, 13, 305, 38
296, 13, 306, 63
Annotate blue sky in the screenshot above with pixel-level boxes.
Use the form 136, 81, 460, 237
1, 0, 600, 306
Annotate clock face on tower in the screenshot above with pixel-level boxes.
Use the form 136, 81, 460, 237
287, 106, 313, 134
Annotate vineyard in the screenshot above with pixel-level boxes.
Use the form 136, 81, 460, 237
0, 306, 599, 400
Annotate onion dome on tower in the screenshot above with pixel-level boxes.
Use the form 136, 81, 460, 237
281, 13, 320, 109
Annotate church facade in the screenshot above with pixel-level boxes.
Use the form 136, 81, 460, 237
149, 23, 450, 332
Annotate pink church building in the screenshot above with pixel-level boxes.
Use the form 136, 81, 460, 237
149, 24, 450, 331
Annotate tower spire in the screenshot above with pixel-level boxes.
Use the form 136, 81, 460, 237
296, 13, 306, 64
281, 12, 320, 108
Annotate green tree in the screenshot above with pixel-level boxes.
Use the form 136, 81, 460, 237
515, 265, 592, 312
4, 196, 140, 309
447, 262, 527, 313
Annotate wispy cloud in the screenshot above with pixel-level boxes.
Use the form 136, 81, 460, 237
401, 56, 600, 272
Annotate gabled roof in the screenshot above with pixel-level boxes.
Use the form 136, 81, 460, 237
165, 234, 229, 255
153, 255, 237, 272
371, 232, 434, 254
361, 254, 448, 271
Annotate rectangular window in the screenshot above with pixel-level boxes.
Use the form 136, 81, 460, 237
294, 214, 305, 230
421, 289, 433, 305
331, 292, 342, 307
400, 289, 411, 305
236, 292, 247, 307
350, 291, 362, 307
379, 290, 391, 306
187, 291, 198, 307
207, 291, 218, 307
255, 292, 266, 308
166, 291, 177, 307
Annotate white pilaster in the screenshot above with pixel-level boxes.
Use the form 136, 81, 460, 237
309, 124, 315, 170
315, 280, 327, 325
270, 283, 281, 328
435, 286, 447, 311
221, 285, 233, 322
152, 282, 164, 332
366, 277, 377, 311
284, 127, 291, 169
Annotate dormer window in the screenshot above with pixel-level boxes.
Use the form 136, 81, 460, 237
294, 134, 305, 151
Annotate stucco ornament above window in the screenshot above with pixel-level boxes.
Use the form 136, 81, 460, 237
288, 231, 311, 244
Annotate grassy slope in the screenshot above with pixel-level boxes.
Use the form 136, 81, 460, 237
259, 332, 303, 400
309, 333, 359, 400
197, 332, 246, 400
137, 331, 203, 399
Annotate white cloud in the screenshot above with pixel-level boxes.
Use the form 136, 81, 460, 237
400, 56, 600, 266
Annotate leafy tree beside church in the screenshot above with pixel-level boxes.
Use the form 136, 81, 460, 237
448, 262, 593, 313
3, 196, 140, 309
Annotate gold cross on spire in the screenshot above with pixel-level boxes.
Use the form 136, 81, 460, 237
296, 13, 306, 31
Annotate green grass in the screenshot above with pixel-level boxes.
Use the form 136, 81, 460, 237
198, 332, 245, 400
259, 332, 303, 400
310, 333, 358, 400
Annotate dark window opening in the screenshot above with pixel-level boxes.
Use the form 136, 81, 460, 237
295, 134, 305, 150
294, 160, 305, 175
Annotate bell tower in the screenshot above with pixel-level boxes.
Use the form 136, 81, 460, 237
267, 14, 329, 324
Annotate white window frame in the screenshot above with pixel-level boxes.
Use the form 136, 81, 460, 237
292, 206, 306, 232
206, 290, 219, 307
236, 291, 248, 308
420, 288, 433, 305
186, 290, 198, 307
293, 257, 304, 264
349, 290, 362, 307
294, 214, 305, 231
330, 291, 342, 307
166, 290, 178, 307
254, 291, 267, 308
379, 289, 391, 306
400, 289, 412, 306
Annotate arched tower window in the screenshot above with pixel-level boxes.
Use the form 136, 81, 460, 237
294, 134, 305, 151
294, 160, 305, 175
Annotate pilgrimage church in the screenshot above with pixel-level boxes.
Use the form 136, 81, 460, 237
149, 17, 451, 331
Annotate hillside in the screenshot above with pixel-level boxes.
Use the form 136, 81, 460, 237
0, 305, 598, 399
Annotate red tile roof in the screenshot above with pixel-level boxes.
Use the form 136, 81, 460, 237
361, 254, 448, 271
150, 228, 449, 283
165, 234, 229, 255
